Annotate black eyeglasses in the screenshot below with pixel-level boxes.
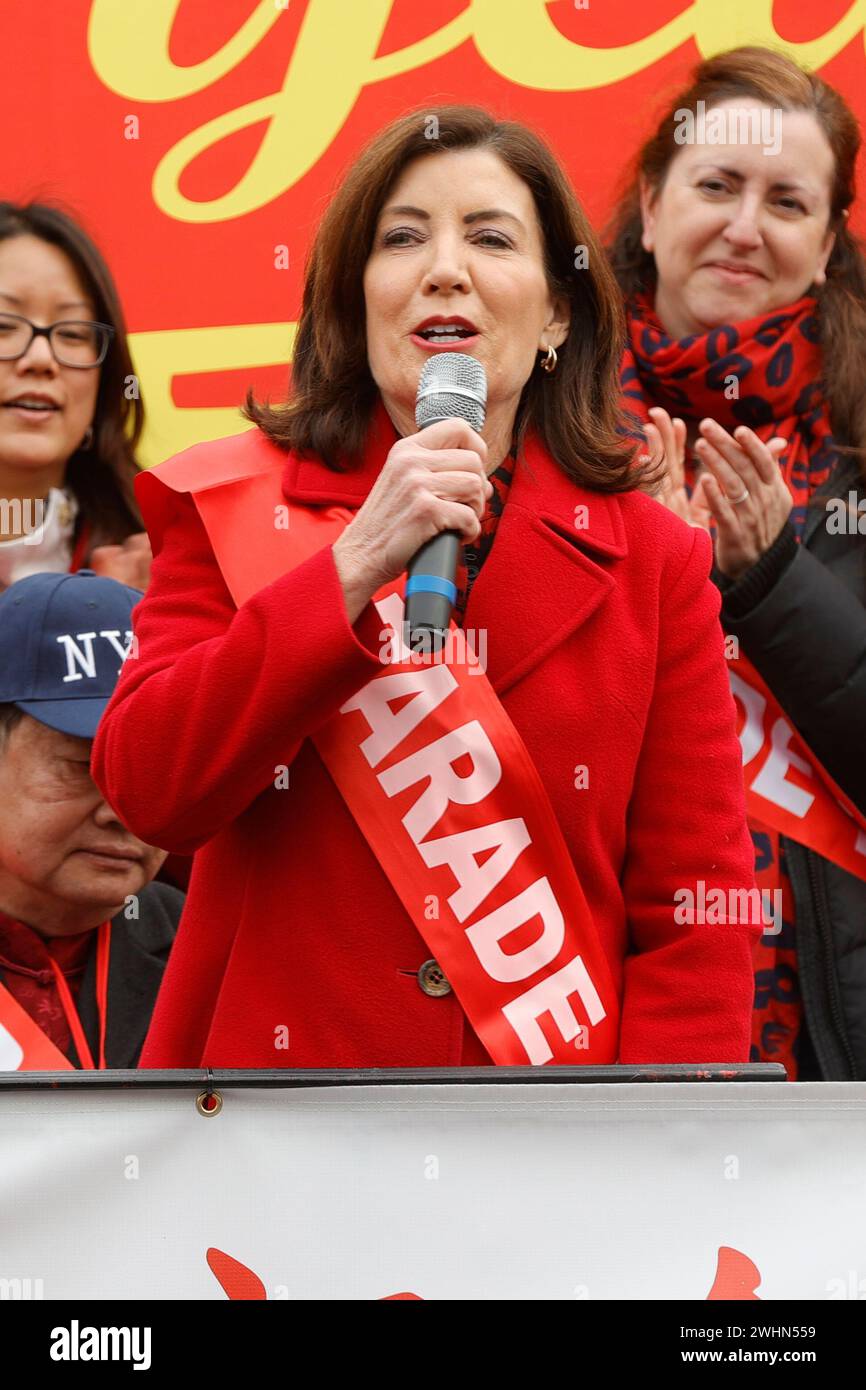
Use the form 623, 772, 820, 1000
0, 313, 115, 368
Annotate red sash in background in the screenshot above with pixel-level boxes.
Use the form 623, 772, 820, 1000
0, 921, 111, 1071
730, 654, 866, 880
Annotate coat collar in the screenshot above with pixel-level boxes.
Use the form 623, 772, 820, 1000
282, 396, 629, 695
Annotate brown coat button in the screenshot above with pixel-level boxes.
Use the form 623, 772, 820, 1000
417, 959, 452, 997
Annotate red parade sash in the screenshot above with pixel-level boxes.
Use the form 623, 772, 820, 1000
0, 922, 110, 1072
0, 981, 74, 1069
729, 654, 866, 880
187, 464, 620, 1066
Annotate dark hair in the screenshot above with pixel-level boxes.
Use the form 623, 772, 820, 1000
0, 202, 144, 548
243, 104, 652, 493
605, 46, 866, 473
0, 702, 24, 747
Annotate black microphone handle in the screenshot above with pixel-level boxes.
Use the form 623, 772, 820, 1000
404, 529, 461, 653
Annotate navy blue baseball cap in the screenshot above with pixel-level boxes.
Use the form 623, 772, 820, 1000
0, 569, 143, 739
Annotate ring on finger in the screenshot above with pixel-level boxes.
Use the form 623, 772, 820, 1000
729, 487, 750, 505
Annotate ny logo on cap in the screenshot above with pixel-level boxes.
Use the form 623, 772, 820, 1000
57, 630, 134, 682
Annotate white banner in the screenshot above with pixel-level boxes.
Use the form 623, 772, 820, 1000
1, 1081, 864, 1301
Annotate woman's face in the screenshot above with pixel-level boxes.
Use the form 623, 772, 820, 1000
363, 148, 569, 444
641, 100, 837, 337
0, 235, 101, 485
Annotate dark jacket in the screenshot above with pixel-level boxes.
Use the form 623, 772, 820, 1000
70, 879, 182, 1068
715, 456, 866, 1080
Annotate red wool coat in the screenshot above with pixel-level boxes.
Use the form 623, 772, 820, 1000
91, 400, 759, 1068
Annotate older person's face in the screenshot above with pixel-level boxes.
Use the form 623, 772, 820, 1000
640, 101, 837, 337
0, 235, 101, 493
363, 148, 569, 451
0, 715, 166, 936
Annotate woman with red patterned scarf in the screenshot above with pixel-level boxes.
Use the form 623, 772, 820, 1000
607, 47, 866, 1081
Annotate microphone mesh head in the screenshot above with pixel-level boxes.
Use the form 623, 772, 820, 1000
415, 352, 487, 431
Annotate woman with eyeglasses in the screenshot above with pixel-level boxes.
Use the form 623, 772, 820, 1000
0, 202, 150, 593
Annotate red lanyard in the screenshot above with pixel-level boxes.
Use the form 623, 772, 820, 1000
68, 519, 92, 574
48, 921, 111, 1070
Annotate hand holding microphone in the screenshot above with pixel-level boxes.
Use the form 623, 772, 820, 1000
333, 358, 490, 628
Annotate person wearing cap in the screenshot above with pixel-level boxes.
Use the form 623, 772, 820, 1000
0, 569, 183, 1070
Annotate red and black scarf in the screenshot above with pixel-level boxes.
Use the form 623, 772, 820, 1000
454, 451, 515, 622
620, 291, 837, 537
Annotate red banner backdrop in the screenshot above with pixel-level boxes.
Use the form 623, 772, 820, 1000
2, 0, 866, 465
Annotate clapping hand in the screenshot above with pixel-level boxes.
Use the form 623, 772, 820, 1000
642, 408, 791, 580
642, 408, 696, 527
692, 418, 792, 580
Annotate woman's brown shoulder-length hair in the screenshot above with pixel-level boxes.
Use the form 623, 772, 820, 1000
0, 201, 144, 550
244, 104, 650, 493
605, 46, 866, 473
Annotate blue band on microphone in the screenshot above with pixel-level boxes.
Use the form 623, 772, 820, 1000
405, 575, 458, 603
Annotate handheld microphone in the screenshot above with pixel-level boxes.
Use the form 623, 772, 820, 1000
405, 352, 487, 652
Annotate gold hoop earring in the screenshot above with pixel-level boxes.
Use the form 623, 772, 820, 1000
541, 344, 557, 374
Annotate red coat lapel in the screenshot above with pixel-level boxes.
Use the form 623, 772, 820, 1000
281, 398, 630, 696
143, 397, 631, 698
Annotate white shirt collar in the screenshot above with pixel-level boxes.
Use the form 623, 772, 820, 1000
0, 488, 80, 589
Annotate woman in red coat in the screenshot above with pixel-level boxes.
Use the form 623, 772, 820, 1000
92, 106, 759, 1069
